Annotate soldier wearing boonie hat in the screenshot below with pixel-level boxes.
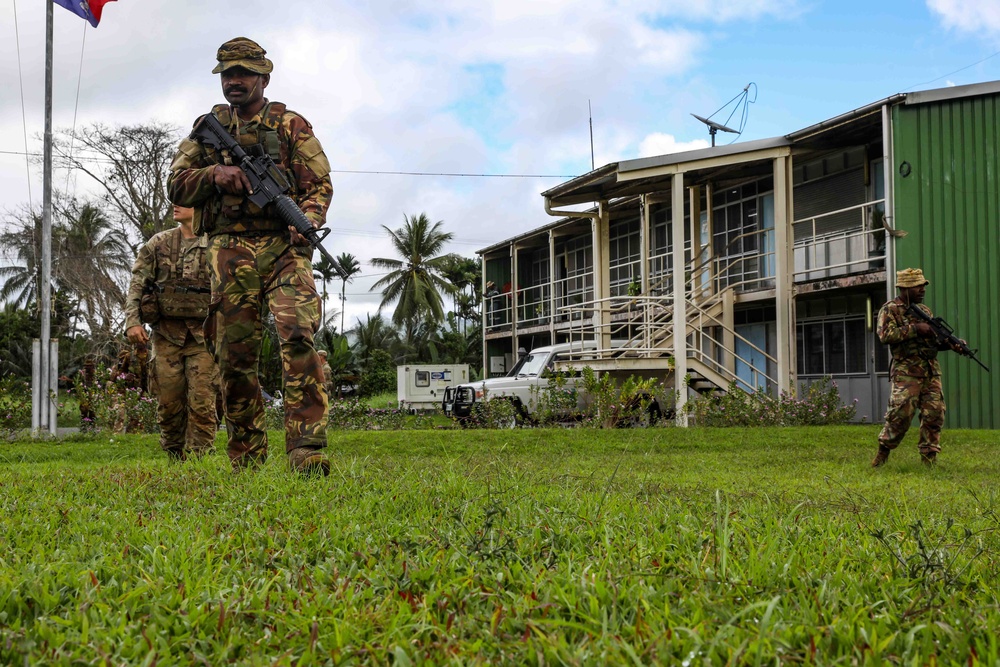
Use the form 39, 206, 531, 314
871, 267, 951, 468
211, 37, 274, 74
167, 37, 334, 477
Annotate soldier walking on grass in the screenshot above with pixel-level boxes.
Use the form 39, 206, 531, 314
167, 37, 333, 475
872, 268, 964, 467
125, 205, 220, 459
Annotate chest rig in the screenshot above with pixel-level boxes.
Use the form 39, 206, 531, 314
204, 101, 297, 234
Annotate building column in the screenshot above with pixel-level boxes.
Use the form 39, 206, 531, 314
593, 202, 611, 351
773, 153, 795, 395
672, 173, 689, 425
548, 230, 556, 342
511, 244, 519, 349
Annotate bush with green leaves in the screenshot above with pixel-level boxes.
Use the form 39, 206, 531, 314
527, 371, 579, 425
72, 366, 158, 434
358, 348, 396, 397
0, 377, 31, 439
687, 375, 857, 426
580, 367, 662, 428
461, 393, 521, 429
328, 397, 406, 430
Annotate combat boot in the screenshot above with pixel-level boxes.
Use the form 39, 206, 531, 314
289, 448, 330, 477
871, 446, 891, 468
920, 451, 937, 466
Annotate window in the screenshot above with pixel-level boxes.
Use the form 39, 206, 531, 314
796, 317, 867, 376
415, 371, 430, 387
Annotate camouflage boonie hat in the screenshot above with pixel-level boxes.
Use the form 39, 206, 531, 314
212, 37, 273, 74
896, 268, 929, 288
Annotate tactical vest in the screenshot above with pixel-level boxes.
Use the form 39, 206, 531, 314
155, 229, 211, 321
200, 101, 297, 235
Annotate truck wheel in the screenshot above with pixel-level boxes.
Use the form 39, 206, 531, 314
497, 399, 527, 429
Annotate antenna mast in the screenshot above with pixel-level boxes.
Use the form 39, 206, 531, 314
588, 100, 595, 170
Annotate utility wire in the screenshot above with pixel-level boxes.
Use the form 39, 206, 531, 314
0, 150, 574, 180
12, 0, 32, 209
903, 48, 1000, 92
65, 22, 88, 196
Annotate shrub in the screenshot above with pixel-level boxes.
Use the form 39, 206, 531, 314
579, 368, 662, 428
0, 378, 31, 439
687, 376, 856, 427
73, 366, 158, 434
328, 397, 406, 430
358, 349, 396, 397
461, 394, 521, 429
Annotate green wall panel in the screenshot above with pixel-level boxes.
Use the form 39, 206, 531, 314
892, 95, 1000, 428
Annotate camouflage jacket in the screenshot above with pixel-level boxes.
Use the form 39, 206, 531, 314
876, 298, 941, 378
166, 100, 332, 235
125, 228, 211, 346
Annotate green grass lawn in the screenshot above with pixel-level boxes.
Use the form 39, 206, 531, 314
1, 426, 998, 665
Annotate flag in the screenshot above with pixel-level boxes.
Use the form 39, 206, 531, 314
53, 0, 117, 28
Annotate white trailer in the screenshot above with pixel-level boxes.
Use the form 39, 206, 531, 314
397, 364, 470, 412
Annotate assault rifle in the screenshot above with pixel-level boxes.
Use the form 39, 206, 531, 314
907, 303, 990, 372
191, 112, 343, 276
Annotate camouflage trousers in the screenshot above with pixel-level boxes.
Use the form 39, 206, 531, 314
149, 329, 220, 456
205, 233, 329, 467
878, 373, 945, 454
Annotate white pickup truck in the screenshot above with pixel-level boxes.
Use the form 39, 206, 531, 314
441, 341, 665, 427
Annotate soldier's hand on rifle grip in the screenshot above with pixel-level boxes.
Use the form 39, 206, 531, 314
914, 322, 936, 338
212, 165, 254, 195
126, 325, 149, 347
288, 224, 312, 247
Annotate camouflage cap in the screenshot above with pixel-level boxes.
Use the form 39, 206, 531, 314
212, 37, 273, 75
896, 267, 930, 288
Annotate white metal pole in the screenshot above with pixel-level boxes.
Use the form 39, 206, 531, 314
49, 339, 59, 435
36, 0, 55, 433
672, 174, 688, 426
31, 339, 41, 433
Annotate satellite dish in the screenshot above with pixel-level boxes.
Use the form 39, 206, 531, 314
691, 113, 739, 147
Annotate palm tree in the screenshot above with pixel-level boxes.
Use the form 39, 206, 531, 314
0, 209, 46, 308
313, 255, 340, 330
55, 202, 131, 342
439, 254, 481, 333
334, 252, 362, 335
371, 213, 456, 326
350, 313, 399, 368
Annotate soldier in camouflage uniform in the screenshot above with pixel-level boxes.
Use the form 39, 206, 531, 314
167, 37, 332, 475
125, 205, 220, 460
872, 268, 964, 467
318, 349, 334, 398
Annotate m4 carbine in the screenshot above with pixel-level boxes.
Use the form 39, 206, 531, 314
191, 113, 342, 275
907, 303, 990, 372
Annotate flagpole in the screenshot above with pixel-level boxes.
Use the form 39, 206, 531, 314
36, 0, 55, 435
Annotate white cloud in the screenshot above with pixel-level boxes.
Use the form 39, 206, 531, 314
928, 0, 1000, 36
638, 133, 711, 158
1, 0, 806, 322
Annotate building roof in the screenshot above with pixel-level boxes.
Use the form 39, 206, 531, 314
479, 80, 1000, 255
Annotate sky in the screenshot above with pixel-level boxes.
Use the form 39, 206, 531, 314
2, 0, 1000, 330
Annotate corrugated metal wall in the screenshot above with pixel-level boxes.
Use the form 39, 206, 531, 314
892, 95, 1000, 429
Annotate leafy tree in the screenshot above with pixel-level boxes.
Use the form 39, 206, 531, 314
357, 348, 396, 398
317, 330, 358, 399
438, 254, 481, 333
52, 122, 179, 246
313, 255, 340, 331
55, 201, 131, 345
351, 313, 400, 368
334, 252, 362, 335
370, 213, 456, 326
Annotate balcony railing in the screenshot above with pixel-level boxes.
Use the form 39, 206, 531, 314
793, 199, 886, 282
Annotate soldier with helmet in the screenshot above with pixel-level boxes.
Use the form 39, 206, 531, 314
872, 268, 964, 467
124, 205, 220, 458
167, 37, 333, 475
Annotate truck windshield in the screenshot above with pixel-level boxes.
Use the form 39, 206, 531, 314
516, 351, 549, 377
